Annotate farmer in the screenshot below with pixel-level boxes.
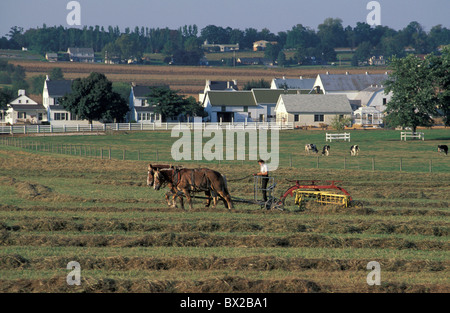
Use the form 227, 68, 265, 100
254, 159, 269, 203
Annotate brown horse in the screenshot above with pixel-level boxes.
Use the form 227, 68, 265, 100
148, 164, 215, 209
147, 164, 182, 207
153, 167, 233, 211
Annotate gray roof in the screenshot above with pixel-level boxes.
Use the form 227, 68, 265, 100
317, 73, 389, 92
68, 47, 94, 56
9, 104, 46, 111
278, 94, 353, 114
46, 80, 73, 97
208, 81, 238, 91
272, 78, 315, 90
132, 86, 152, 98
206, 91, 256, 107
353, 86, 386, 106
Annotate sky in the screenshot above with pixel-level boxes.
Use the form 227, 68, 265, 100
1, 0, 449, 37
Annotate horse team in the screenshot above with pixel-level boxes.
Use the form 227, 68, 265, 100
147, 164, 233, 211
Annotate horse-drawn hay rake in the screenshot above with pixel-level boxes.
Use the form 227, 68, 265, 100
232, 177, 362, 211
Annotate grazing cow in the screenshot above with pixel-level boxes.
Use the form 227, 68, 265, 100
305, 144, 318, 154
438, 145, 448, 155
350, 145, 359, 156
322, 145, 330, 156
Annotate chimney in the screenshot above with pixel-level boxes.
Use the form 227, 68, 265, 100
46, 75, 50, 81
345, 72, 349, 75
18, 89, 26, 97
326, 71, 329, 75
233, 79, 237, 87
131, 82, 136, 87
365, 72, 369, 75
299, 76, 303, 80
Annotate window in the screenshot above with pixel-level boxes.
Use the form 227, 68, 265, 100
138, 113, 151, 121
221, 106, 226, 112
383, 98, 387, 105
38, 113, 43, 121
314, 114, 324, 122
243, 106, 248, 112
54, 113, 68, 120
18, 112, 26, 119
294, 114, 299, 122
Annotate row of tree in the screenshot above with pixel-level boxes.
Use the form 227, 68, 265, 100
2, 19, 450, 65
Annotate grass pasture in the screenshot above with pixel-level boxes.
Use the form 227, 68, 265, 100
0, 128, 449, 293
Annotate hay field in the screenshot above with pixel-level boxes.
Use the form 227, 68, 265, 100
0, 129, 449, 293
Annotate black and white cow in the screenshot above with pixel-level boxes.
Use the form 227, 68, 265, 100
322, 145, 330, 156
350, 145, 359, 156
438, 145, 448, 155
305, 144, 318, 154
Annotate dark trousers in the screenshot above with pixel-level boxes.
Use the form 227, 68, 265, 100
261, 176, 269, 201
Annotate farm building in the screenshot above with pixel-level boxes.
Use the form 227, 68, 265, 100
352, 85, 391, 113
270, 76, 316, 91
253, 40, 278, 51
201, 40, 239, 52
67, 47, 95, 63
313, 72, 389, 100
275, 94, 353, 128
128, 85, 162, 124
1, 90, 47, 125
198, 80, 238, 103
45, 53, 58, 62
202, 89, 302, 123
43, 77, 100, 126
353, 106, 384, 126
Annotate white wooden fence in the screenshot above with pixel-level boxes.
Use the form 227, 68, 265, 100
401, 132, 425, 141
326, 133, 351, 142
0, 122, 294, 135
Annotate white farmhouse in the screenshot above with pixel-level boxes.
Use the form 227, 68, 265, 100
275, 94, 353, 128
128, 85, 162, 123
1, 90, 47, 125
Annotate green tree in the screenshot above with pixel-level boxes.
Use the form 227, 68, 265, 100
384, 54, 439, 132
49, 67, 64, 80
277, 51, 286, 67
264, 43, 281, 63
29, 75, 46, 94
243, 79, 270, 90
317, 18, 347, 48
428, 46, 450, 125
60, 72, 128, 124
0, 88, 14, 110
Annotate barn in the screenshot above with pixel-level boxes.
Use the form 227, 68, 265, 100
275, 94, 353, 127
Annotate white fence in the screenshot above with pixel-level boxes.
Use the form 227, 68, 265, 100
401, 132, 425, 141
0, 122, 294, 135
326, 133, 351, 142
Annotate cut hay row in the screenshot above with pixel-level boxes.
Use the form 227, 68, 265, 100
1, 216, 448, 236
1, 232, 447, 251
1, 254, 446, 273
